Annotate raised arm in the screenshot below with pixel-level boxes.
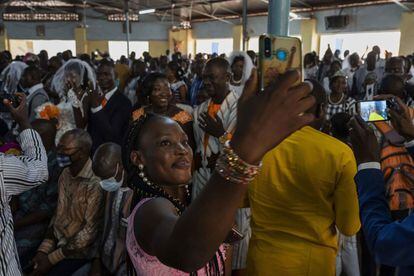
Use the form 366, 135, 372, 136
2, 93, 48, 196
350, 114, 414, 267
136, 69, 316, 272
355, 168, 414, 266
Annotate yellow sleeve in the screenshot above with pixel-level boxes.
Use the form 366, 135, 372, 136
334, 150, 361, 236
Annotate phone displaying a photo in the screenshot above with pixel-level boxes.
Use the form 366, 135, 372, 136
258, 35, 302, 91
358, 100, 389, 122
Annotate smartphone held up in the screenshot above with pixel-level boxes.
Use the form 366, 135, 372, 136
258, 34, 302, 91
357, 98, 401, 123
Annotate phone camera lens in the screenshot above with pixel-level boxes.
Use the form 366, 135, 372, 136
276, 49, 288, 61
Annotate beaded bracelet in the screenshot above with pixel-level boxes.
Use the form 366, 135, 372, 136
215, 140, 262, 185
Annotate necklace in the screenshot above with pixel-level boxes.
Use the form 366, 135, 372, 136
231, 75, 242, 85
328, 93, 345, 105
138, 172, 190, 214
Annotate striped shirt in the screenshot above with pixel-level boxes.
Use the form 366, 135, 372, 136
326, 97, 356, 121
0, 129, 48, 276
192, 90, 238, 198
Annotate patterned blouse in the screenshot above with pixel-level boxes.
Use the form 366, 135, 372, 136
132, 106, 193, 126
326, 96, 356, 121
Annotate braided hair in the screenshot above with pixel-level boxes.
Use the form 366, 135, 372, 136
140, 72, 169, 99
167, 61, 185, 80
122, 114, 226, 276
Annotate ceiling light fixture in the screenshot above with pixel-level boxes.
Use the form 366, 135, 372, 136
139, 8, 156, 15
289, 12, 299, 19
107, 13, 139, 21
2, 13, 79, 21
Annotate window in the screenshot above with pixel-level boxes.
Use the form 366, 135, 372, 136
196, 38, 233, 55
248, 37, 259, 53
33, 40, 76, 56
108, 41, 149, 60
9, 39, 76, 57
319, 31, 401, 58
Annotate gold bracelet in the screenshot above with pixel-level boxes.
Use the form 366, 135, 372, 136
216, 140, 261, 184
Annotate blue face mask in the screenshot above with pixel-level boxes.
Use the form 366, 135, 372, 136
57, 154, 72, 168
99, 164, 124, 192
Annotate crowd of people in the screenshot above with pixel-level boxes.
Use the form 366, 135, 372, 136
0, 42, 413, 276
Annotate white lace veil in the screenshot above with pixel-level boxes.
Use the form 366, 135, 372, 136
51, 59, 96, 98
0, 61, 28, 94
227, 51, 255, 85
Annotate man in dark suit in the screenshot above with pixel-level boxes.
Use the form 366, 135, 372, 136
88, 60, 132, 153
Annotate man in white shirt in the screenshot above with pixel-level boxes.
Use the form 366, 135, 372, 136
0, 93, 48, 275
20, 66, 49, 121
373, 45, 386, 70
342, 53, 361, 94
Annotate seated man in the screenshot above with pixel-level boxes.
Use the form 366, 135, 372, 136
248, 80, 361, 275
31, 129, 103, 276
14, 119, 61, 271
90, 143, 133, 275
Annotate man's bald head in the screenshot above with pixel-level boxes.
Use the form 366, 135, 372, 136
92, 143, 122, 179
60, 129, 92, 156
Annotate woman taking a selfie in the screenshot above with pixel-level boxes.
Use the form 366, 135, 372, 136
123, 69, 315, 275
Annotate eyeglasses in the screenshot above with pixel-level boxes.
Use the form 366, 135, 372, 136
57, 146, 81, 155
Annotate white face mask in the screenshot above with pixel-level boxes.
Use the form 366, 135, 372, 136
99, 164, 124, 192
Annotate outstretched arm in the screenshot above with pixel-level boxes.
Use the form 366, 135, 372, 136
135, 70, 316, 272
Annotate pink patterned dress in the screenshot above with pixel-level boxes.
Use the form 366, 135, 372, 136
126, 198, 227, 275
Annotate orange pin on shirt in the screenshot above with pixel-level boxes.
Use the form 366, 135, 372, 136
101, 98, 108, 108
203, 102, 221, 156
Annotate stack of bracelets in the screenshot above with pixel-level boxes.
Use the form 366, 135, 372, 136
215, 139, 262, 185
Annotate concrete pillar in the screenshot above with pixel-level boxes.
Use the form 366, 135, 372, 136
232, 25, 243, 51
268, 0, 291, 36
149, 40, 169, 57
0, 28, 9, 52
399, 12, 414, 56
74, 27, 88, 55
187, 30, 195, 58
168, 29, 195, 57
300, 19, 320, 54
87, 41, 109, 55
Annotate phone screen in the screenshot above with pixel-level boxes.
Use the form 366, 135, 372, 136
259, 35, 302, 90
358, 100, 389, 122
